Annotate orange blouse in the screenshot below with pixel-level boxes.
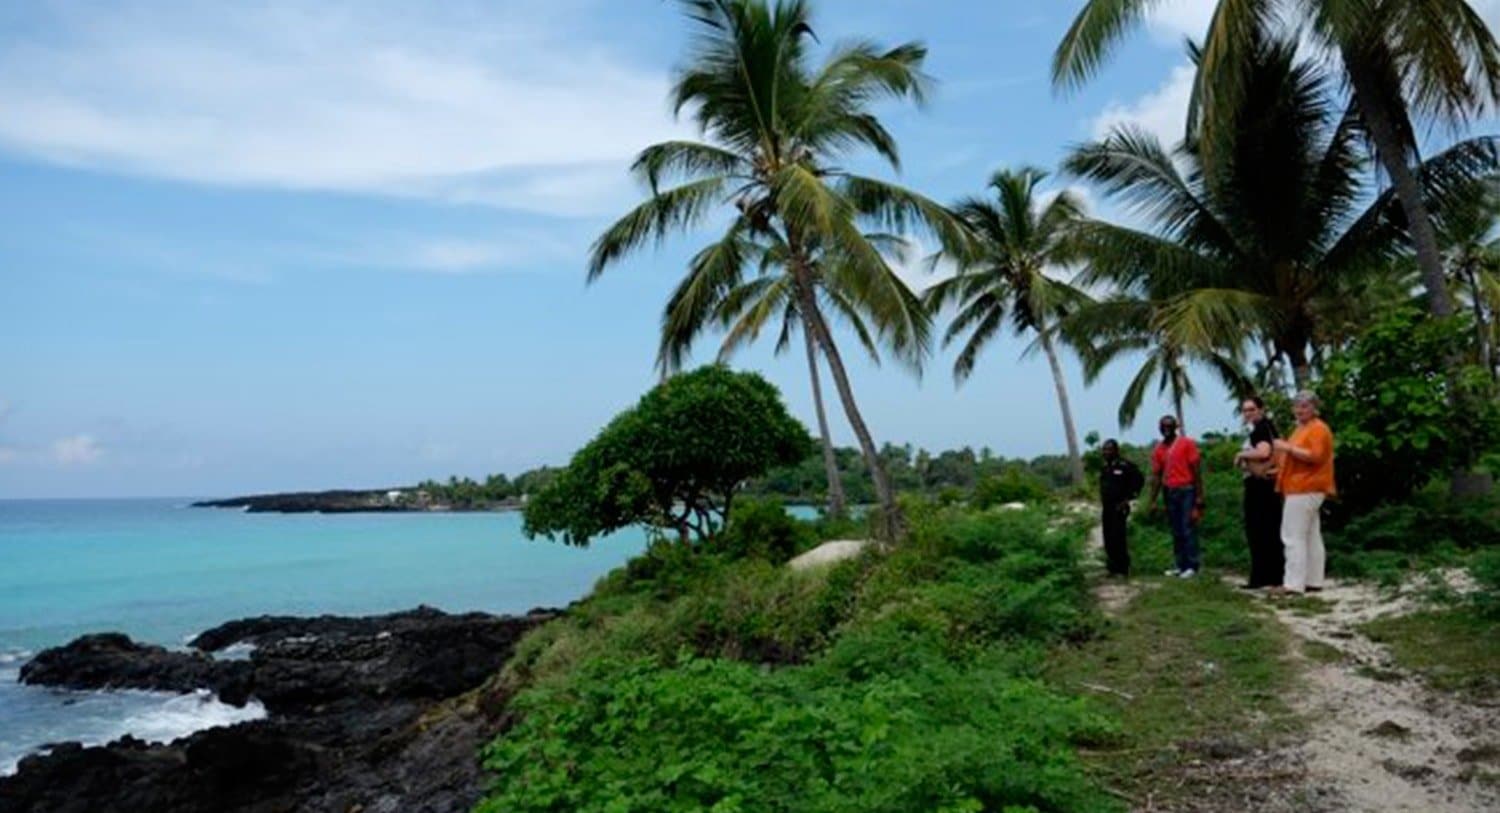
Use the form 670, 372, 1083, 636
1276, 418, 1336, 496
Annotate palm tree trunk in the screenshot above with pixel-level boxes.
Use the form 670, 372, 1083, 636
1465, 263, 1496, 380
1037, 322, 1085, 486
1346, 65, 1455, 318
802, 313, 848, 517
797, 280, 903, 541
1287, 345, 1312, 391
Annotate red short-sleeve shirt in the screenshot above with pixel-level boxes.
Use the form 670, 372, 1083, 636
1151, 436, 1201, 489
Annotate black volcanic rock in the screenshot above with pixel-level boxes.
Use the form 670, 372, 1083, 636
19, 633, 253, 705
192, 489, 414, 513
1, 607, 557, 813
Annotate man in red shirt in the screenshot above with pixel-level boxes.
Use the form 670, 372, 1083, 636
1146, 415, 1204, 578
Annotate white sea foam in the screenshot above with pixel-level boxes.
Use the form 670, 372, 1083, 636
214, 641, 257, 661
114, 689, 266, 744
0, 649, 33, 666
0, 686, 266, 776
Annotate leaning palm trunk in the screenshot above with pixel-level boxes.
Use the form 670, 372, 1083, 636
1037, 321, 1085, 486
1462, 264, 1496, 379
1347, 66, 1455, 318
802, 313, 848, 517
796, 273, 902, 540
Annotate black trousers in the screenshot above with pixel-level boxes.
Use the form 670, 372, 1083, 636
1243, 478, 1284, 587
1102, 505, 1130, 576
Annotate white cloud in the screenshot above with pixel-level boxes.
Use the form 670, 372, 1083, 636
1089, 63, 1195, 147
0, 2, 687, 216
52, 434, 104, 465
1144, 0, 1217, 43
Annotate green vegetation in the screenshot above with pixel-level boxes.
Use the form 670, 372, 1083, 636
1318, 307, 1500, 517
479, 502, 1129, 813
1362, 608, 1499, 697
583, 0, 970, 539
1054, 0, 1500, 333
467, 0, 1500, 809
522, 367, 811, 546
1045, 579, 1297, 807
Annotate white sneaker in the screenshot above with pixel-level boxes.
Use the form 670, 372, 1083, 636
1164, 568, 1181, 577
1177, 569, 1196, 579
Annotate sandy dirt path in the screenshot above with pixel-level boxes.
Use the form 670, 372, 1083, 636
1262, 580, 1498, 813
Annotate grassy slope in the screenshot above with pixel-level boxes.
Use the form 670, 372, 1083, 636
1045, 577, 1298, 809
1361, 607, 1500, 699
468, 500, 1319, 813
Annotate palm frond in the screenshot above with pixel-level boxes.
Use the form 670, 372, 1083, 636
588, 176, 731, 280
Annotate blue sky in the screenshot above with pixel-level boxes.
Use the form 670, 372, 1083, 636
4, 0, 1497, 498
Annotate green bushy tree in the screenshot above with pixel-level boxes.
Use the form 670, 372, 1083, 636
1319, 308, 1500, 517
523, 366, 813, 545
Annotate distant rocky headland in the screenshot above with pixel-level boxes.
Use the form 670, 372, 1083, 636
192, 488, 523, 514
0, 606, 556, 813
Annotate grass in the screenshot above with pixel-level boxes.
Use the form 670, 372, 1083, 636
1360, 606, 1500, 699
1044, 575, 1299, 807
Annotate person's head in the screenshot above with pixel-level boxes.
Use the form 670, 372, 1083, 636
1102, 439, 1120, 461
1158, 415, 1179, 440
1292, 390, 1319, 424
1240, 396, 1266, 426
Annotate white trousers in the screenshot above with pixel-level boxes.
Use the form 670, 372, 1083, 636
1281, 493, 1326, 592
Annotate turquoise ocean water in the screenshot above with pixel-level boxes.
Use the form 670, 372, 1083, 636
0, 498, 647, 773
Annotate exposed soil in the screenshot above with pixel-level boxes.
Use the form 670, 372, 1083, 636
1262, 579, 1499, 813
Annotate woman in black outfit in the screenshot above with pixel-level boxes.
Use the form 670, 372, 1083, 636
1234, 397, 1283, 588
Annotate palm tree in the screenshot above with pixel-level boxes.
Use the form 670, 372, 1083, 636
1066, 294, 1251, 430
1063, 37, 1499, 390
924, 168, 1090, 485
1435, 178, 1500, 378
1053, 0, 1500, 326
587, 0, 966, 540
664, 230, 910, 518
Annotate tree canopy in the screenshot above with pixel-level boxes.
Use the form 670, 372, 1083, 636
522, 366, 813, 546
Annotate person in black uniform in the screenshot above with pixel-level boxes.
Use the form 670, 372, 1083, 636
1233, 396, 1284, 589
1099, 439, 1145, 577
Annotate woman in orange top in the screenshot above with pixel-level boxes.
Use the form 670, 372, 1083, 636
1273, 391, 1336, 594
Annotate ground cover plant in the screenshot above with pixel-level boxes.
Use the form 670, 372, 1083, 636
477, 503, 1125, 813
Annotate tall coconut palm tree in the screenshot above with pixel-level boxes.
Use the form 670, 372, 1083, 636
661, 229, 908, 518
1064, 36, 1500, 390
1053, 0, 1500, 326
924, 168, 1090, 485
587, 0, 967, 540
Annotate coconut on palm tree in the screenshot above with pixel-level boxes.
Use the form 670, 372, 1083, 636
924, 167, 1090, 485
1053, 0, 1500, 328
587, 0, 967, 540
1063, 36, 1499, 391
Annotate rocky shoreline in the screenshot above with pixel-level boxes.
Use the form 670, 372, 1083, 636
192, 489, 522, 513
0, 606, 554, 813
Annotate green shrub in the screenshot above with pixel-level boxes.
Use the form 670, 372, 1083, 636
478, 654, 1115, 813
1318, 308, 1500, 520
973, 467, 1053, 509
1468, 547, 1500, 619
715, 497, 815, 564
1325, 489, 1500, 580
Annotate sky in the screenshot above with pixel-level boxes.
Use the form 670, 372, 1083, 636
3, 0, 1497, 498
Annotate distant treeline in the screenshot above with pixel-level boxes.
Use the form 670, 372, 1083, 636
419, 444, 1101, 511
413, 468, 561, 509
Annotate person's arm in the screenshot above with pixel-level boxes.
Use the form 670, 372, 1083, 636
1274, 426, 1329, 463
1192, 455, 1205, 507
